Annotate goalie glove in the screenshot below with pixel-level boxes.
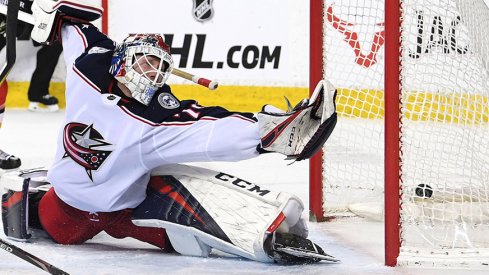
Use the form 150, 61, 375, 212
257, 80, 338, 161
31, 0, 103, 44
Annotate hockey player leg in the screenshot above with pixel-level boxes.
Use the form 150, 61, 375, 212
0, 79, 21, 169
103, 209, 171, 251
28, 42, 63, 113
257, 80, 337, 161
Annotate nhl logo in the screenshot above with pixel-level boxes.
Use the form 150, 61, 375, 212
192, 0, 214, 22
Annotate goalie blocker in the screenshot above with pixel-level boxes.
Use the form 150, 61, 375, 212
30, 0, 103, 44
1, 165, 338, 263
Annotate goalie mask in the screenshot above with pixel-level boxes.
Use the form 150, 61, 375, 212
110, 34, 174, 105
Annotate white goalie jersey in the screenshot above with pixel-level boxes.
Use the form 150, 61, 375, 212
47, 22, 261, 213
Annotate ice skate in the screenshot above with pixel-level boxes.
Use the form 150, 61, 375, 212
264, 232, 339, 264
28, 95, 59, 112
257, 80, 337, 161
0, 149, 21, 170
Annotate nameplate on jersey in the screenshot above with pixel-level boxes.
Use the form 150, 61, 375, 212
88, 47, 111, 55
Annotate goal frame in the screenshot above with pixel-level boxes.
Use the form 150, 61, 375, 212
308, 0, 401, 266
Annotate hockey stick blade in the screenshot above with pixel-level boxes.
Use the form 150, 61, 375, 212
275, 246, 340, 263
0, 238, 69, 274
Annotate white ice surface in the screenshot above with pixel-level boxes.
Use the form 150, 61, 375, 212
0, 110, 485, 275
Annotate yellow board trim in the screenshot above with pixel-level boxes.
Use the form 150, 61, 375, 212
7, 83, 488, 124
336, 88, 489, 124
5, 82, 308, 112
6, 82, 67, 109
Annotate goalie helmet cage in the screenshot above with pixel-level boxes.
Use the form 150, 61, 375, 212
310, 0, 489, 268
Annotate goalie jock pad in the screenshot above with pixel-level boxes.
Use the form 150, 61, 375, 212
31, 0, 103, 44
1, 169, 50, 241
131, 164, 330, 263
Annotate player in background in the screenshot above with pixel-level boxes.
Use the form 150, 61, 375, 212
0, 81, 21, 169
0, 0, 59, 170
2, 0, 61, 112
2, 0, 338, 264
26, 40, 62, 112
0, 0, 32, 170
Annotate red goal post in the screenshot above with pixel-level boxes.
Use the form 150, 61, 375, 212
309, 0, 402, 266
309, 0, 327, 223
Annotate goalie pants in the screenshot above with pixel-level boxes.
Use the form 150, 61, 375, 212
38, 188, 170, 251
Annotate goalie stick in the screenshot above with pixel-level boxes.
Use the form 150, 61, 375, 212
0, 4, 219, 90
0, 237, 69, 274
172, 67, 218, 90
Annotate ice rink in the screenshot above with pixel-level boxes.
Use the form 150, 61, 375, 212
0, 110, 485, 274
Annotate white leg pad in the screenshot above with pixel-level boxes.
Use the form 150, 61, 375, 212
277, 198, 308, 238
132, 164, 310, 262
133, 219, 267, 261
166, 227, 212, 257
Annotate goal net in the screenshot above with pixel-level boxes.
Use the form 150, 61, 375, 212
311, 0, 489, 267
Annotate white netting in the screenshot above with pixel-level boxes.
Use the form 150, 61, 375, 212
321, 0, 489, 267
322, 0, 385, 215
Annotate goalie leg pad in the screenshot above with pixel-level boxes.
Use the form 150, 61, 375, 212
2, 179, 30, 240
1, 169, 51, 241
276, 198, 308, 238
132, 164, 311, 263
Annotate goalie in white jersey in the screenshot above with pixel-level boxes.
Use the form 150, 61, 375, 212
1, 0, 338, 264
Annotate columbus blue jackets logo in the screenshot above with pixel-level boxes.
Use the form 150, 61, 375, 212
192, 0, 214, 22
158, 92, 180, 109
63, 123, 113, 181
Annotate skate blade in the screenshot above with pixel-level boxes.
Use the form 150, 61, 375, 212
28, 102, 60, 113
276, 246, 340, 263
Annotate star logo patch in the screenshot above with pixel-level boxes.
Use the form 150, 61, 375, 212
63, 123, 113, 181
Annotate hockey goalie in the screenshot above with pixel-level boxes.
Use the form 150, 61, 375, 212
1, 0, 338, 264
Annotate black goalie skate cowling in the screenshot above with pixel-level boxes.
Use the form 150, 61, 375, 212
263, 232, 339, 264
0, 149, 21, 169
